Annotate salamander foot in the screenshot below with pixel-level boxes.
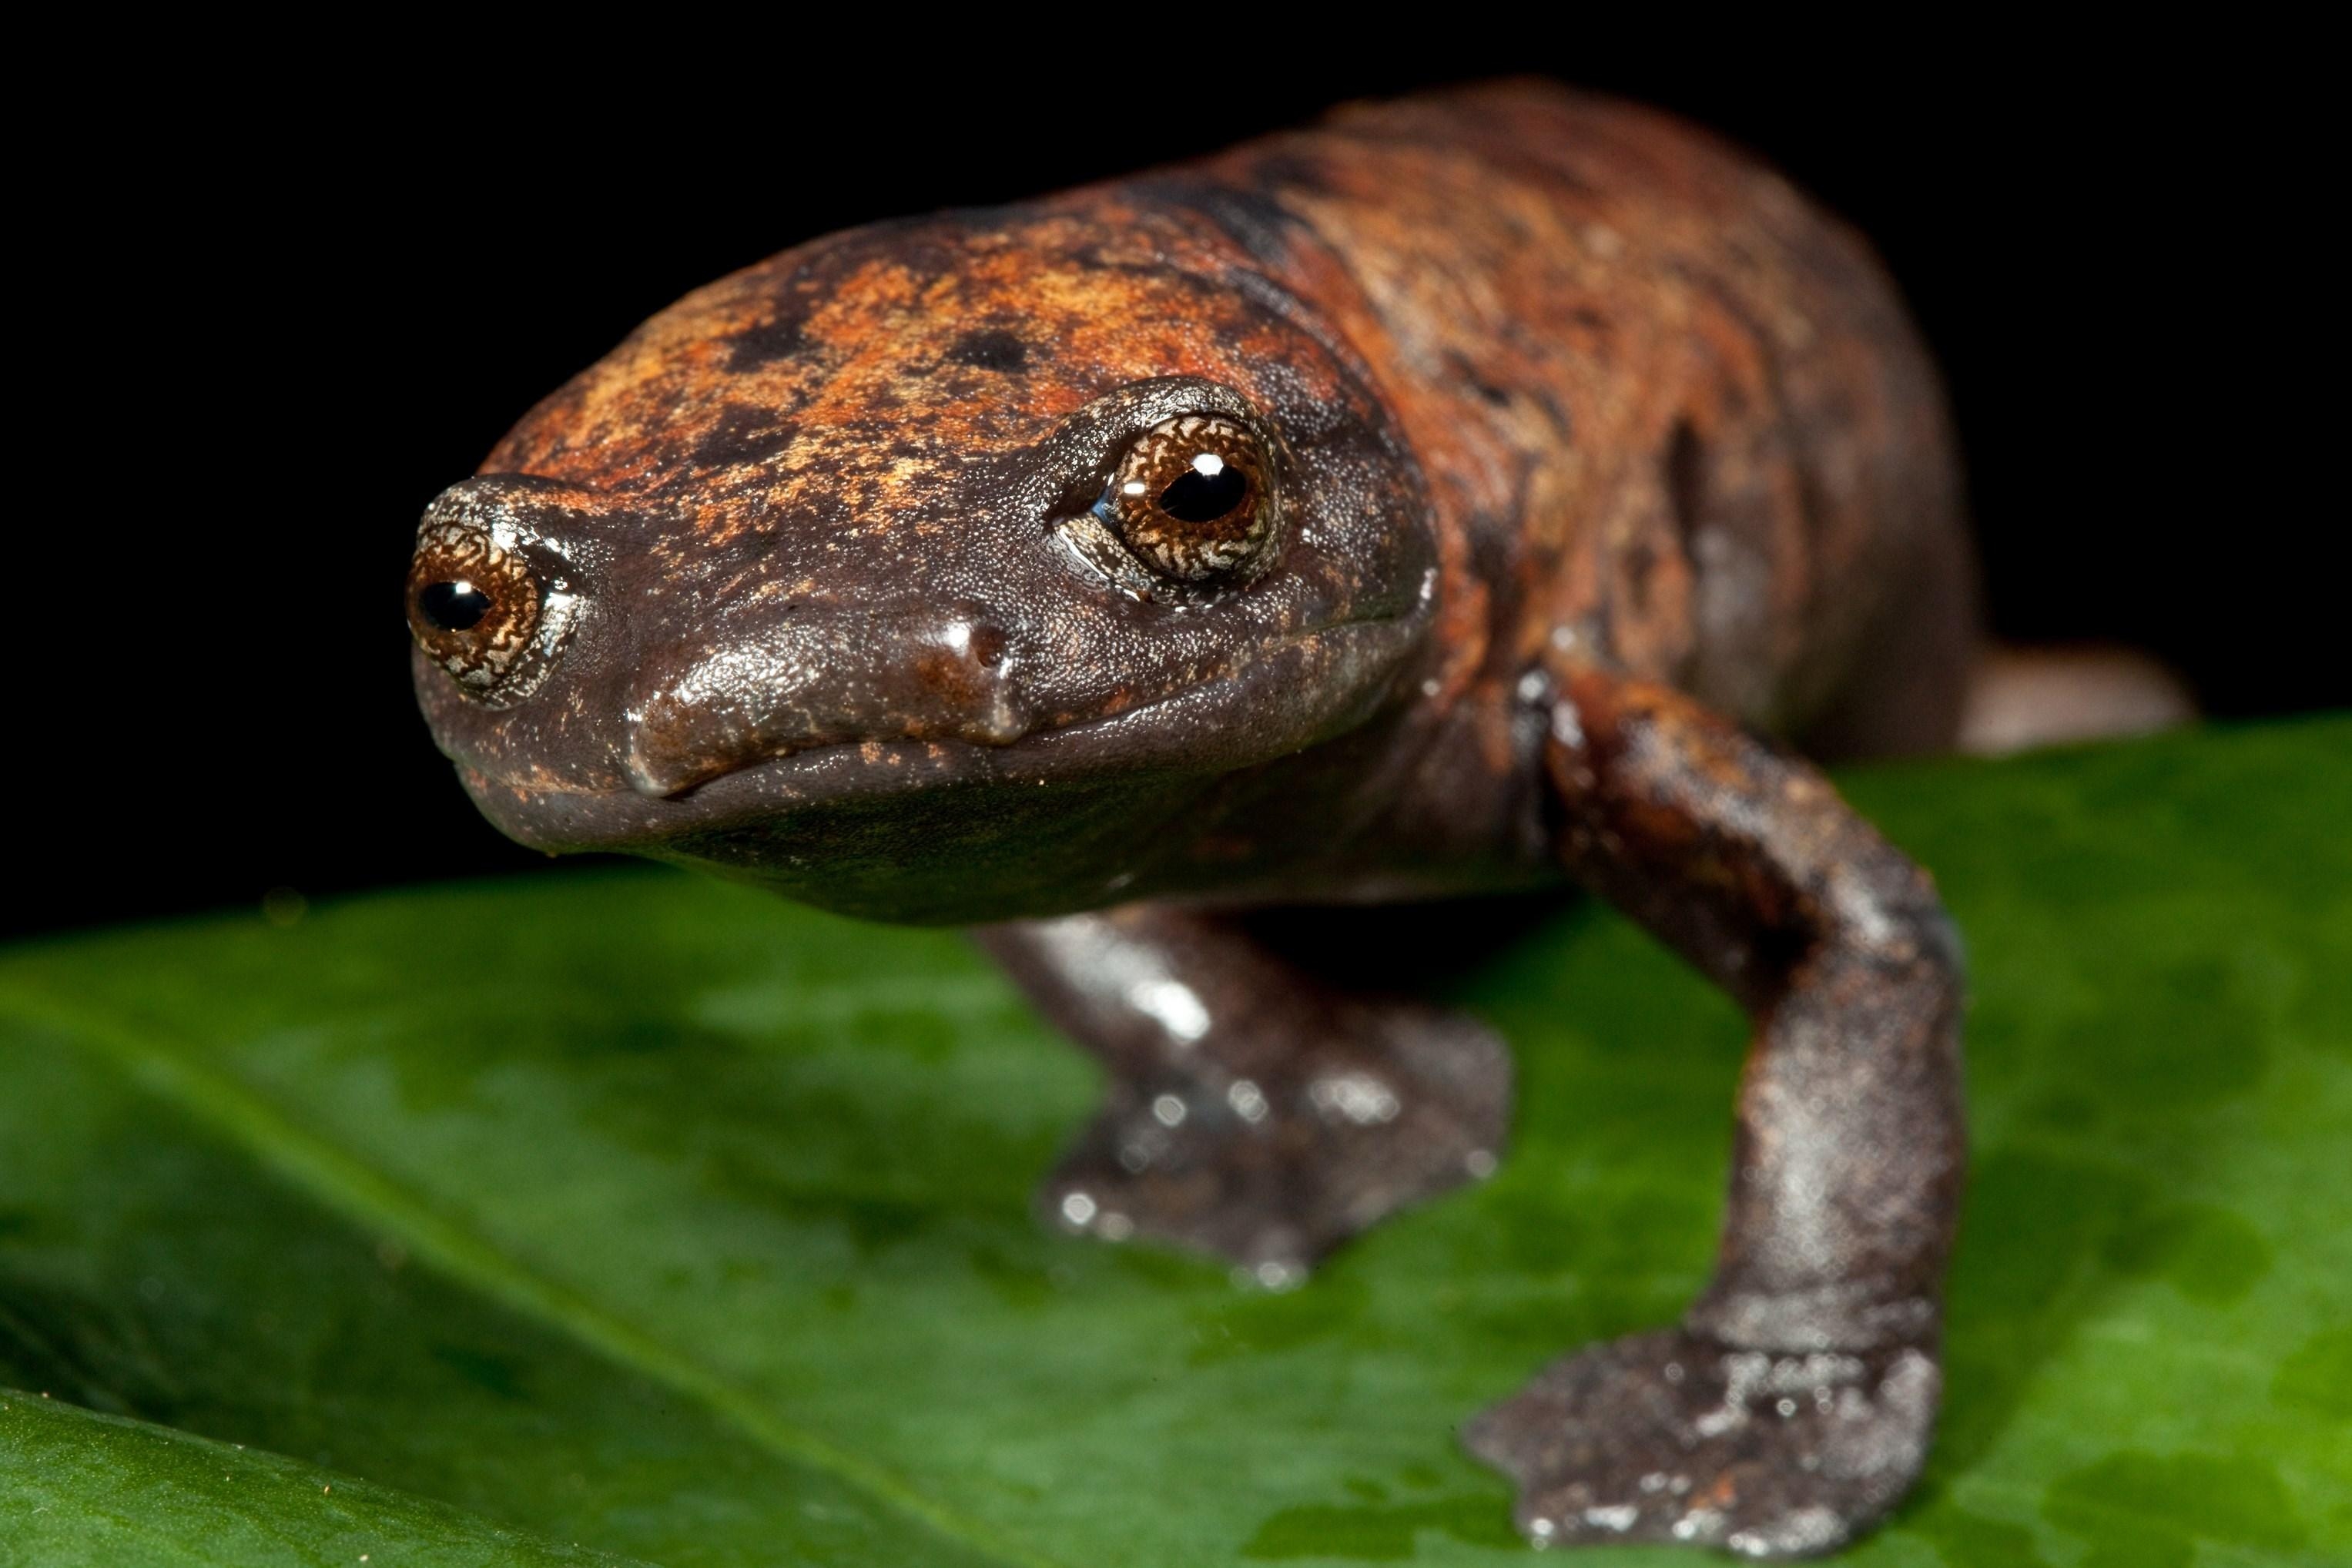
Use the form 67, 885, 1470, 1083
1462, 1328, 1938, 1557
1037, 1003, 1510, 1282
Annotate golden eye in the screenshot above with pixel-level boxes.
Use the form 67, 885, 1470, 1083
406, 521, 543, 697
1095, 414, 1279, 582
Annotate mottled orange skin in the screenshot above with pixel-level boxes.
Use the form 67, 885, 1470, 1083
490, 212, 1352, 555
485, 82, 1966, 767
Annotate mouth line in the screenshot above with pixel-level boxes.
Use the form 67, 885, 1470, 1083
467, 611, 1407, 806
467, 731, 983, 801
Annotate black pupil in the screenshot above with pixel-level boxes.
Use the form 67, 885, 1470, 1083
419, 580, 492, 632
1157, 461, 1248, 524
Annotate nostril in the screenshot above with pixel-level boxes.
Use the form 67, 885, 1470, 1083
967, 622, 1008, 668
926, 616, 1030, 747
922, 615, 1015, 680
625, 692, 739, 799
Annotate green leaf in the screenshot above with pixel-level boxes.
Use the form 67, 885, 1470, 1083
2, 718, 2347, 1566
0, 1393, 639, 1566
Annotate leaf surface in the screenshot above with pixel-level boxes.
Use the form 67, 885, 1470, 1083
1, 1394, 640, 1567
3, 719, 2347, 1565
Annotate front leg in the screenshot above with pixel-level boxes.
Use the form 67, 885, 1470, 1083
977, 906, 1511, 1285
1465, 665, 1965, 1557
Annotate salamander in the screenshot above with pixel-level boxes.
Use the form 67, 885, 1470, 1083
406, 82, 1984, 1556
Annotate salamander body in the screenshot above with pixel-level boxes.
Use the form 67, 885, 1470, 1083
408, 83, 1975, 1556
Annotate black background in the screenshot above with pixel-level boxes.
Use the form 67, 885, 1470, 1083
11, 40, 2329, 942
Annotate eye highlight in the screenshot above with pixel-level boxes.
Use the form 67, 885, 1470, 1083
1094, 414, 1279, 583
406, 520, 544, 699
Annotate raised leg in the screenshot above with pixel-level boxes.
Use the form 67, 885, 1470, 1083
1465, 662, 1965, 1557
976, 906, 1512, 1285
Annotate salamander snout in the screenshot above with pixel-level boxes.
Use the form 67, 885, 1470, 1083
622, 600, 1037, 798
407, 478, 1050, 806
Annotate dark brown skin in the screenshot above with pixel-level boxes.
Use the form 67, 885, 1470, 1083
408, 83, 1973, 1556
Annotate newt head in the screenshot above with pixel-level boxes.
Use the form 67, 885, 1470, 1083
406, 204, 1439, 923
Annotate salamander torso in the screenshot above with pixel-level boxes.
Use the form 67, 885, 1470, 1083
409, 84, 1978, 1556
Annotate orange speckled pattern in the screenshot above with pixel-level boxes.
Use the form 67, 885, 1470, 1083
485, 81, 1966, 760
490, 212, 1358, 550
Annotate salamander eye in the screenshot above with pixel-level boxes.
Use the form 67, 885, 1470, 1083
1094, 414, 1281, 582
406, 521, 544, 699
